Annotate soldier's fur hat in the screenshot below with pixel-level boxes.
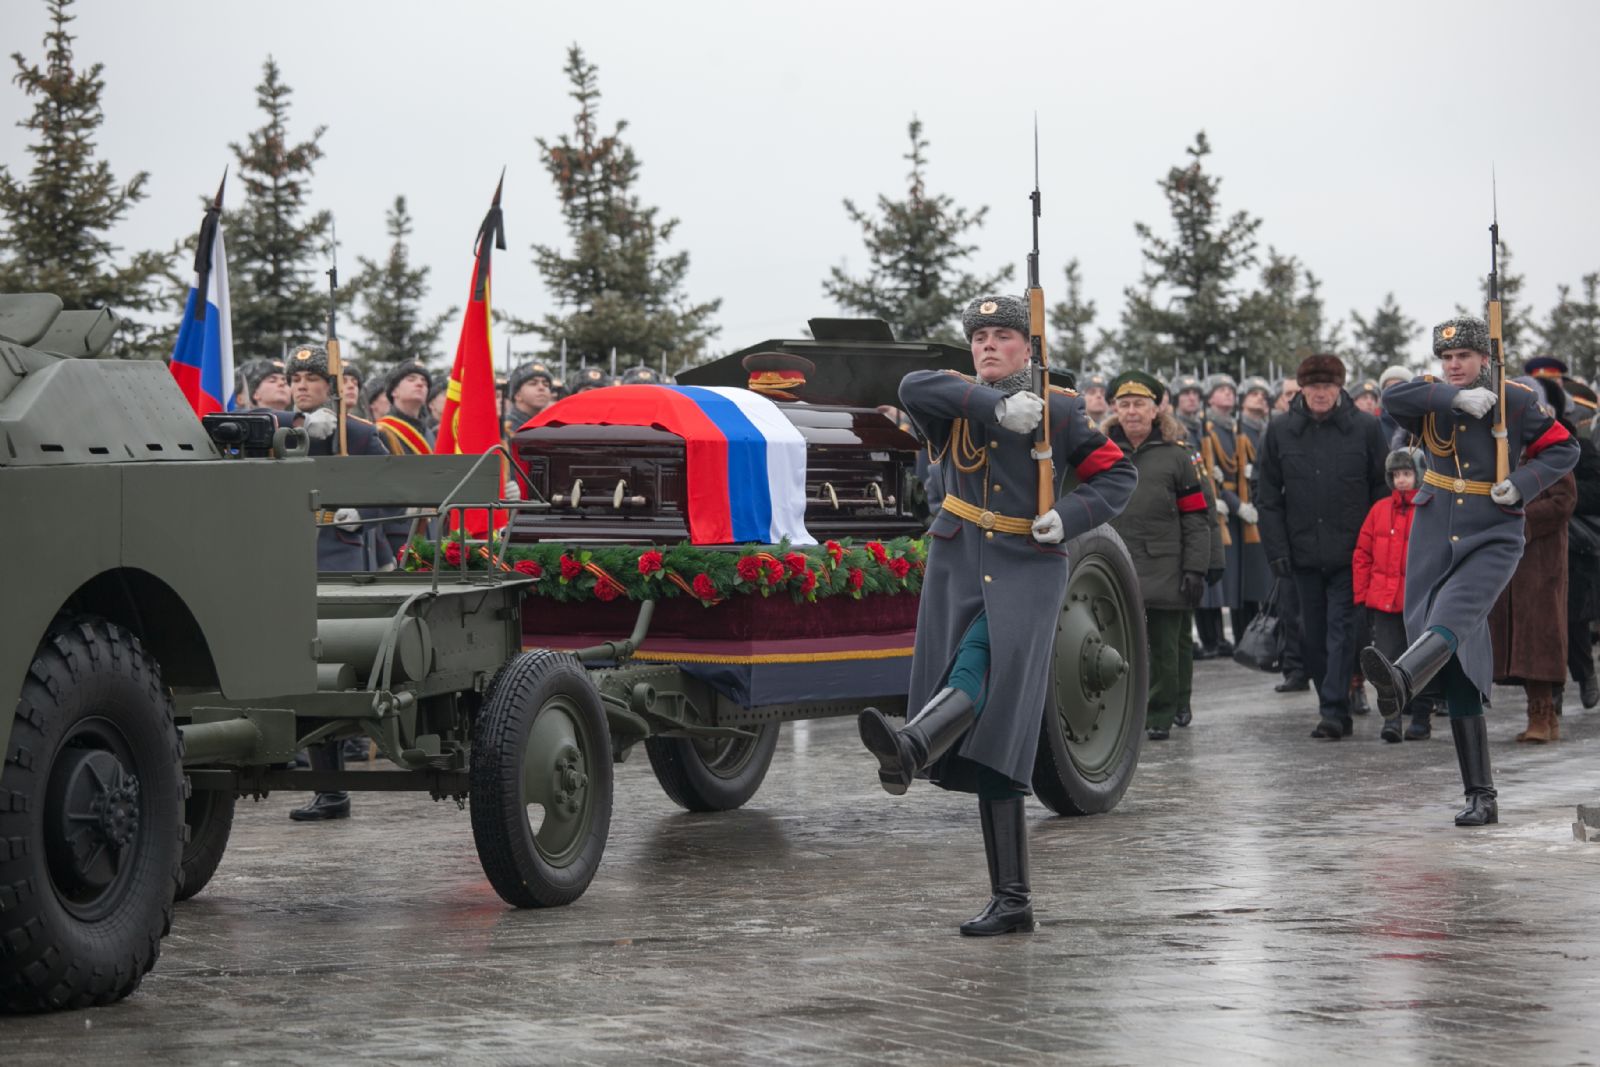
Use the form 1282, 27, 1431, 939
1109, 369, 1166, 406
570, 366, 613, 393
1081, 372, 1109, 393
1172, 373, 1203, 396
1352, 378, 1381, 399
1295, 353, 1346, 388
1202, 372, 1237, 398
1240, 375, 1272, 398
961, 294, 1029, 341
340, 359, 364, 385
287, 343, 330, 381
241, 358, 285, 396
386, 361, 433, 400
1432, 316, 1490, 356
508, 361, 554, 398
620, 365, 663, 386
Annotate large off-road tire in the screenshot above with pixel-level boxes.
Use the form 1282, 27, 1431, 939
174, 785, 235, 902
1032, 525, 1149, 816
645, 722, 780, 813
0, 619, 184, 1013
470, 651, 612, 908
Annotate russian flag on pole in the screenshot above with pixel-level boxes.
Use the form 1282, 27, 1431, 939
525, 384, 816, 546
168, 173, 234, 417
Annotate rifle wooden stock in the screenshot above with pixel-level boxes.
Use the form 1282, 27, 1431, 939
1488, 299, 1509, 482
1237, 432, 1259, 544
1030, 287, 1054, 515
327, 335, 348, 457
1201, 431, 1231, 547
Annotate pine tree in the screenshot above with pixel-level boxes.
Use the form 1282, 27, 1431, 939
0, 0, 171, 355
1048, 259, 1112, 374
1349, 291, 1421, 373
511, 45, 719, 371
824, 117, 1012, 345
226, 57, 332, 361
1537, 273, 1600, 379
1120, 132, 1261, 372
348, 196, 454, 371
1235, 250, 1341, 376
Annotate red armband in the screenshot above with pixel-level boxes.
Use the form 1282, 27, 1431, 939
1074, 439, 1124, 480
1177, 489, 1208, 514
1525, 419, 1571, 460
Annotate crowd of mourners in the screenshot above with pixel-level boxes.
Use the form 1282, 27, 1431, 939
1070, 345, 1600, 747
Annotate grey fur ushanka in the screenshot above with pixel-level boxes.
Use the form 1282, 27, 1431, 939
900, 370, 1137, 793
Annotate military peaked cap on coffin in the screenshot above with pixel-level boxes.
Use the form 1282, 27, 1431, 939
1109, 369, 1166, 406
1524, 356, 1569, 379
508, 361, 553, 398
287, 343, 330, 380
1296, 353, 1346, 388
385, 360, 432, 400
620, 365, 662, 386
742, 351, 815, 398
1203, 372, 1237, 398
961, 294, 1030, 341
1433, 316, 1490, 356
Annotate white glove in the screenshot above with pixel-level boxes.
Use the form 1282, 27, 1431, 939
304, 407, 337, 440
1216, 498, 1230, 517
503, 478, 522, 502
1211, 464, 1225, 484
1491, 479, 1522, 506
1244, 462, 1254, 481
333, 507, 362, 532
995, 391, 1045, 434
1031, 510, 1064, 544
1237, 501, 1259, 524
1452, 387, 1498, 419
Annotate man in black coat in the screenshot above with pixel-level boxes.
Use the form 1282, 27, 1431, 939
1256, 354, 1390, 738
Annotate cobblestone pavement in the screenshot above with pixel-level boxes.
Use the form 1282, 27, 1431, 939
6, 663, 1600, 1065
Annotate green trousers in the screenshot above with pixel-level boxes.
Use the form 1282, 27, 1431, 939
1146, 607, 1194, 730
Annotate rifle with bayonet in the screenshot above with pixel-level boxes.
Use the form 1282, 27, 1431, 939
1027, 119, 1055, 516
1488, 179, 1509, 482
326, 219, 348, 456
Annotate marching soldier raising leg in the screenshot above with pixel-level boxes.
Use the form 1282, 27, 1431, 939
1364, 317, 1578, 825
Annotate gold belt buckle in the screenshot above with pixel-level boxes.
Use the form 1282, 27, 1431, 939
978, 510, 997, 530
1452, 478, 1467, 494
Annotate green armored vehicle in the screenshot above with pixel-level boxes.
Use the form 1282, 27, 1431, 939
0, 295, 613, 1012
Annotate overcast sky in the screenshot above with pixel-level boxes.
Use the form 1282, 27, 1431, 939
4, 0, 1597, 373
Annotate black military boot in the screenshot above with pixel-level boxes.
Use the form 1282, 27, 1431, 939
858, 689, 976, 796
1361, 631, 1455, 719
1450, 716, 1498, 827
1274, 672, 1310, 693
1404, 700, 1434, 740
1379, 711, 1403, 743
1173, 703, 1193, 728
290, 741, 351, 821
1582, 668, 1600, 710
960, 796, 1034, 936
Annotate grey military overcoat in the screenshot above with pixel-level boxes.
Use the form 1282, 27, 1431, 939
1383, 376, 1578, 698
901, 371, 1137, 793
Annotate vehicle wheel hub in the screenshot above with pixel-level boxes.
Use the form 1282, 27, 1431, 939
50, 747, 141, 894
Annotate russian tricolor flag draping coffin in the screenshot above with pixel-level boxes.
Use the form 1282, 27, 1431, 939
525, 384, 816, 546
168, 176, 234, 417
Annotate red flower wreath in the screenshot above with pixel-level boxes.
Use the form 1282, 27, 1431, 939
692, 573, 717, 600
638, 550, 664, 576
559, 555, 583, 581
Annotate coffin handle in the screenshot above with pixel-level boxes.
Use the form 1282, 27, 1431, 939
569, 478, 583, 508
871, 482, 885, 508
823, 482, 839, 509
613, 479, 627, 509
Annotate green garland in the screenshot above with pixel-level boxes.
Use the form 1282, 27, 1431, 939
406, 535, 927, 607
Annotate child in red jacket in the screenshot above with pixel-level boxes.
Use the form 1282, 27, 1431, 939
1353, 447, 1432, 741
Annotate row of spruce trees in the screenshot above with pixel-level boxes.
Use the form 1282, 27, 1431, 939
2, 0, 1599, 383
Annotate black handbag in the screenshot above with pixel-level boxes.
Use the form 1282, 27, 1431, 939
1232, 579, 1286, 672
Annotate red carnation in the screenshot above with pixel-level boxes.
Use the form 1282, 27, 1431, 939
764, 558, 786, 585
559, 555, 583, 581
865, 540, 889, 565
888, 557, 911, 579
847, 567, 865, 592
825, 540, 844, 564
801, 568, 818, 596
513, 558, 543, 578
783, 552, 807, 577
638, 550, 664, 576
736, 556, 764, 583
595, 578, 623, 602
443, 541, 463, 567
692, 573, 717, 600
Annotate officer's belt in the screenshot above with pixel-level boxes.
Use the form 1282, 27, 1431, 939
316, 509, 340, 524
941, 493, 1035, 535
1423, 470, 1494, 496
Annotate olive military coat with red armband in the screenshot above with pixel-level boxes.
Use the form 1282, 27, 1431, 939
899, 369, 1136, 794
1103, 412, 1213, 610
1383, 375, 1579, 699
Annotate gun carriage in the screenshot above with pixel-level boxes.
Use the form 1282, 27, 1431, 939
0, 300, 1146, 1014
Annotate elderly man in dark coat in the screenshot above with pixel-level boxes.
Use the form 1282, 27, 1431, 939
1257, 353, 1390, 738
858, 294, 1136, 937
1103, 371, 1212, 740
1363, 318, 1578, 826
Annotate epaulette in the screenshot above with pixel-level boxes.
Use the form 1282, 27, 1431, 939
1422, 374, 1437, 383
347, 414, 376, 427
1049, 385, 1078, 398
1507, 379, 1536, 394
941, 369, 978, 384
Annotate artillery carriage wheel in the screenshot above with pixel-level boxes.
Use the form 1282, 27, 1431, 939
1032, 525, 1148, 816
173, 784, 235, 902
645, 721, 780, 813
470, 651, 612, 908
0, 618, 184, 1013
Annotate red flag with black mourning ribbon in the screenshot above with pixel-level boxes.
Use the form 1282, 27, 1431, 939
437, 175, 508, 535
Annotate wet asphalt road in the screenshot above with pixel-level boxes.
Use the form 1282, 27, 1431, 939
5, 660, 1600, 1065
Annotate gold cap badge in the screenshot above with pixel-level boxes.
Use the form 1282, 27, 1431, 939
1441, 325, 1457, 341
979, 301, 998, 315
295, 348, 312, 361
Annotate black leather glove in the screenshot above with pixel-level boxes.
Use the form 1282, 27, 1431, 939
1205, 567, 1224, 587
1180, 571, 1205, 607
1270, 557, 1294, 578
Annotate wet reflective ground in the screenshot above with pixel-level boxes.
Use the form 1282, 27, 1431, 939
6, 663, 1600, 1064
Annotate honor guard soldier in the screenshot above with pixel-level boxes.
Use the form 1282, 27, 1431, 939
619, 364, 662, 386
1362, 317, 1578, 825
1102, 371, 1213, 739
504, 361, 556, 437
570, 366, 612, 394
378, 361, 436, 455
856, 294, 1135, 935
1172, 373, 1205, 449
341, 360, 368, 420
1080, 371, 1110, 427
1197, 372, 1249, 655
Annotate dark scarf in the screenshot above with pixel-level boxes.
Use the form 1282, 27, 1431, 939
989, 366, 1034, 396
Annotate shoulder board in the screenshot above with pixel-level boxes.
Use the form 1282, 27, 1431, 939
347, 415, 376, 427
940, 369, 977, 383
1049, 385, 1078, 398
1421, 374, 1437, 383
1507, 379, 1536, 394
